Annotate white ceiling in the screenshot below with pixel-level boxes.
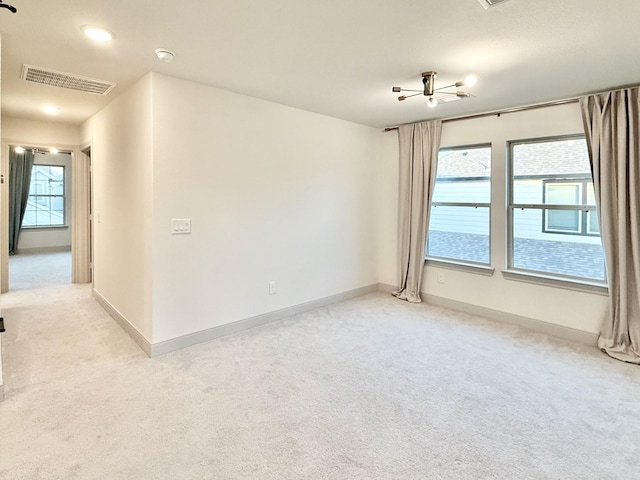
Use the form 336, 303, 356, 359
0, 0, 639, 129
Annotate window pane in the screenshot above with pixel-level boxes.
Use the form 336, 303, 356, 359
22, 209, 36, 226
586, 183, 596, 204
432, 146, 491, 203
428, 206, 490, 264
36, 210, 51, 225
588, 210, 600, 234
51, 196, 64, 211
512, 208, 606, 281
35, 195, 51, 210
49, 211, 64, 226
512, 138, 591, 203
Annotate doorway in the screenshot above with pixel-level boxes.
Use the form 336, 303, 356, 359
1, 142, 92, 293
7, 148, 72, 290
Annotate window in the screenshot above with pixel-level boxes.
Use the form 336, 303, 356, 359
23, 165, 65, 227
508, 136, 606, 283
426, 144, 491, 265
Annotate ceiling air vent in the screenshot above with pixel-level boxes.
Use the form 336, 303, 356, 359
20, 64, 116, 95
477, 0, 511, 9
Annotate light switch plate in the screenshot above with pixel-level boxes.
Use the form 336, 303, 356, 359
171, 218, 191, 234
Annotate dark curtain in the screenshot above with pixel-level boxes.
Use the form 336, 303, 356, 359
9, 148, 35, 255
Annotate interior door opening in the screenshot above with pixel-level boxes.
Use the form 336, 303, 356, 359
1, 142, 92, 293
7, 146, 72, 290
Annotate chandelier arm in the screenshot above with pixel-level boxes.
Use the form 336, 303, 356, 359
435, 91, 465, 95
434, 84, 459, 91
403, 92, 423, 99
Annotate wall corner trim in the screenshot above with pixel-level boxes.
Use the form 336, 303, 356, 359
149, 284, 379, 357
92, 288, 152, 356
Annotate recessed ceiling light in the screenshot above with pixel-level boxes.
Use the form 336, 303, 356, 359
42, 106, 60, 115
82, 25, 115, 42
155, 48, 176, 62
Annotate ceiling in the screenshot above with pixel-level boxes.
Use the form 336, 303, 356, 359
0, 0, 639, 129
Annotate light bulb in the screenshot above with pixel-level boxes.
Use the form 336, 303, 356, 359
50, 147, 59, 154
427, 97, 438, 108
464, 74, 478, 87
15, 146, 24, 154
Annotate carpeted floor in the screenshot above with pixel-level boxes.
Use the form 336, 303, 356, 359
1, 279, 639, 479
8, 250, 72, 291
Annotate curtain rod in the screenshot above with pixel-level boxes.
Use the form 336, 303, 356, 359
12, 146, 72, 155
383, 97, 580, 132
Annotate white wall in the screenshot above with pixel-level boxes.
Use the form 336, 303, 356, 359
2, 117, 80, 146
150, 73, 379, 343
17, 152, 72, 251
377, 103, 608, 334
80, 75, 154, 341
376, 133, 399, 287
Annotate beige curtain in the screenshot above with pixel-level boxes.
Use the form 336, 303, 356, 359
393, 120, 442, 303
580, 88, 640, 364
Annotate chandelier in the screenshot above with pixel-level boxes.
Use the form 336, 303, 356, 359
392, 71, 477, 108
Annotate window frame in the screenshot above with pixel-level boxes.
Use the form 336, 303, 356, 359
426, 142, 492, 268
506, 134, 606, 285
23, 164, 67, 229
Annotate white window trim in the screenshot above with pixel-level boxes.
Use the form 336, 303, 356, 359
426, 257, 495, 276
502, 269, 608, 296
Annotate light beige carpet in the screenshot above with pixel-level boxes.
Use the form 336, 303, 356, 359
1, 283, 639, 479
8, 250, 71, 291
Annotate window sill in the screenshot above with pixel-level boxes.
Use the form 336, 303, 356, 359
502, 269, 608, 296
425, 258, 495, 276
22, 225, 69, 231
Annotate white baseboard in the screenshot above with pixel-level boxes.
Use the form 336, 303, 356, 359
377, 283, 397, 294
17, 246, 71, 254
92, 289, 152, 356
150, 284, 379, 357
377, 283, 598, 346
95, 284, 379, 358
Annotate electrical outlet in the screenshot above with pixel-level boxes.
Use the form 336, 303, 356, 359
437, 272, 445, 284
269, 281, 277, 294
